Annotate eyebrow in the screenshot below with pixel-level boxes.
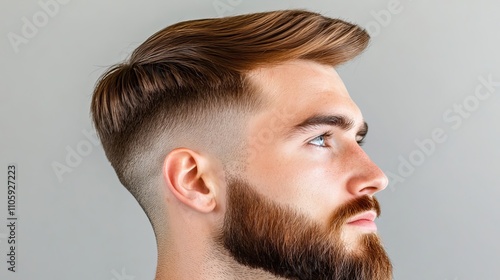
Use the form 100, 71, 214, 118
286, 114, 368, 138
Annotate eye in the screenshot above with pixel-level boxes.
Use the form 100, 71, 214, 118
308, 133, 331, 147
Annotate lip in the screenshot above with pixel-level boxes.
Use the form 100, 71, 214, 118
346, 211, 378, 231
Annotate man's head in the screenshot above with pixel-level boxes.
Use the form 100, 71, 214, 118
219, 60, 392, 279
91, 9, 391, 279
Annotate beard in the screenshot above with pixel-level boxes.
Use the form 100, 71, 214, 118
216, 177, 392, 280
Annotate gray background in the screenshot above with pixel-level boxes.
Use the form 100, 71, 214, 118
1, 0, 499, 279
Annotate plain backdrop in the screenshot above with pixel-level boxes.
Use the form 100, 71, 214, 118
1, 1, 499, 279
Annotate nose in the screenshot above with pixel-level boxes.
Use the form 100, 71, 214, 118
345, 145, 388, 196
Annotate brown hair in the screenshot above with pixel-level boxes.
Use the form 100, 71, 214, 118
90, 9, 370, 233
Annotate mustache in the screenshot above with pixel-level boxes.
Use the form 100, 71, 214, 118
328, 195, 381, 231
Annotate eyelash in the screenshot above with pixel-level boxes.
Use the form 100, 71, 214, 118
307, 132, 330, 147
308, 132, 365, 147
357, 138, 365, 146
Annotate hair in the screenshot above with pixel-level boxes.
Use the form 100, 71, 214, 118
90, 9, 370, 236
220, 177, 391, 279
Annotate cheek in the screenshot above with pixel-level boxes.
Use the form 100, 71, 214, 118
246, 149, 348, 222
290, 164, 348, 221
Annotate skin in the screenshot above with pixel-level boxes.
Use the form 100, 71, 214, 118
155, 59, 388, 280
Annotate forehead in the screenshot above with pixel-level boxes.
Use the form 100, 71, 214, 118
247, 60, 363, 125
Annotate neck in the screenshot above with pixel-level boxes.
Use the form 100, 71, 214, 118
155, 237, 286, 280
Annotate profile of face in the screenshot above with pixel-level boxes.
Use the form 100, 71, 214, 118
217, 60, 392, 280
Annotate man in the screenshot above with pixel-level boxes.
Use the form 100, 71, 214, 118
91, 9, 392, 280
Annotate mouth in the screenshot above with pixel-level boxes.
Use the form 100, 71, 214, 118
345, 210, 378, 231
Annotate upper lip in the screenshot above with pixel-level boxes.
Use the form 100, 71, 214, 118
346, 210, 377, 224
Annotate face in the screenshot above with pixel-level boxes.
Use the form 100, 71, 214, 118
217, 60, 392, 279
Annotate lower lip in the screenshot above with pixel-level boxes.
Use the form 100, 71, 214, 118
347, 220, 377, 231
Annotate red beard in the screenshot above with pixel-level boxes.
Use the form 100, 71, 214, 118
217, 177, 393, 280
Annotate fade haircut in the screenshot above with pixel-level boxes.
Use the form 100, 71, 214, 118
90, 9, 370, 234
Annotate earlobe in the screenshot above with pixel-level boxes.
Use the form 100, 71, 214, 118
163, 148, 217, 213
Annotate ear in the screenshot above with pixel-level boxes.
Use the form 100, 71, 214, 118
162, 148, 219, 213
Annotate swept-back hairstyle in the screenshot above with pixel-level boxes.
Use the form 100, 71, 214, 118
91, 9, 370, 233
